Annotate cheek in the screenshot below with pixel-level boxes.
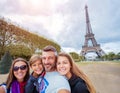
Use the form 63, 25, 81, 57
13, 71, 16, 76
24, 69, 28, 73
39, 65, 44, 71
31, 66, 34, 70
22, 69, 28, 75
66, 64, 71, 69
57, 64, 61, 69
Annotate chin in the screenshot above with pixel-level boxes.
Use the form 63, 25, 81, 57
59, 72, 66, 76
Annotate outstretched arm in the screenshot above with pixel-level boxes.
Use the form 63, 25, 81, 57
58, 89, 70, 93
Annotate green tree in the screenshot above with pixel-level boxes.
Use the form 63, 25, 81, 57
113, 52, 120, 60
7, 44, 32, 60
69, 52, 81, 62
0, 51, 12, 74
0, 17, 61, 59
107, 52, 115, 60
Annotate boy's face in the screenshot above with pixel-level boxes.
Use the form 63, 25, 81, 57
31, 60, 43, 75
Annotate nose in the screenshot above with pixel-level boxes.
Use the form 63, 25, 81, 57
36, 65, 39, 68
17, 68, 22, 72
59, 63, 64, 68
44, 58, 49, 64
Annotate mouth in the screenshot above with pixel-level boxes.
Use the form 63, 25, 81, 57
35, 69, 42, 73
59, 68, 66, 72
17, 73, 24, 77
45, 64, 51, 67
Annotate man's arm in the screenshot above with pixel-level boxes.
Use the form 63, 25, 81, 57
58, 89, 70, 93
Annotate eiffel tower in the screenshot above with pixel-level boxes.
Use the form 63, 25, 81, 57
80, 5, 105, 57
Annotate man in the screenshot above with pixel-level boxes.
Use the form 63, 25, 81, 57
38, 45, 71, 93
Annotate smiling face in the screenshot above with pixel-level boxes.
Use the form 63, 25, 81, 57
31, 60, 44, 75
13, 61, 28, 82
57, 56, 72, 79
42, 51, 56, 72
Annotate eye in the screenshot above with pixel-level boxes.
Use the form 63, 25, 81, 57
42, 57, 46, 60
57, 62, 61, 65
38, 62, 42, 65
63, 61, 68, 64
32, 64, 36, 67
48, 56, 54, 60
20, 65, 27, 70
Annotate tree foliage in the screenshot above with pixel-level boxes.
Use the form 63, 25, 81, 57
0, 51, 12, 74
69, 52, 82, 62
0, 17, 61, 59
102, 52, 120, 61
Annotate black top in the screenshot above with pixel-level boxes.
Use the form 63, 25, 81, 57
68, 74, 90, 93
25, 71, 45, 93
25, 74, 39, 93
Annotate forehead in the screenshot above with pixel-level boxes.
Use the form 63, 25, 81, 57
42, 51, 55, 57
14, 61, 26, 66
32, 60, 42, 64
58, 56, 68, 60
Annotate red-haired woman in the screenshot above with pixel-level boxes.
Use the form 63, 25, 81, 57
57, 52, 96, 93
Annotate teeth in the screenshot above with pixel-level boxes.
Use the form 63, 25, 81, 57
60, 68, 66, 71
18, 73, 23, 75
36, 69, 41, 72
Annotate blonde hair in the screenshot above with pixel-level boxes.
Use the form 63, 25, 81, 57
58, 52, 96, 93
29, 54, 42, 66
6, 58, 29, 89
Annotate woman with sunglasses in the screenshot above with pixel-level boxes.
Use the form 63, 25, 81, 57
0, 58, 30, 93
57, 52, 96, 93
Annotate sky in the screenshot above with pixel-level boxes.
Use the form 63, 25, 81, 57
0, 0, 120, 55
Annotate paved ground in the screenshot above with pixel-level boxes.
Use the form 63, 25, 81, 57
0, 62, 120, 93
79, 62, 120, 93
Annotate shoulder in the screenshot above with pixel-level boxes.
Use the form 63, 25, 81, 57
54, 72, 71, 92
69, 76, 89, 93
45, 71, 68, 83
45, 71, 71, 92
53, 72, 68, 82
28, 74, 38, 82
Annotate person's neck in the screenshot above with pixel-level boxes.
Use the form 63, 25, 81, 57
17, 79, 24, 83
46, 68, 56, 72
66, 72, 72, 79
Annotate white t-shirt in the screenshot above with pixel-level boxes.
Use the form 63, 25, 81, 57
38, 71, 71, 93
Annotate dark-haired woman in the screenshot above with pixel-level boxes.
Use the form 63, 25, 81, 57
0, 58, 30, 93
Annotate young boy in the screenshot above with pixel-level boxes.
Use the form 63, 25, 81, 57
25, 54, 45, 93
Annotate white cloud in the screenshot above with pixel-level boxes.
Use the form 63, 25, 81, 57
102, 41, 120, 54
61, 47, 81, 54
0, 0, 120, 54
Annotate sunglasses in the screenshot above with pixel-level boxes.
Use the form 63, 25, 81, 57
13, 65, 27, 71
